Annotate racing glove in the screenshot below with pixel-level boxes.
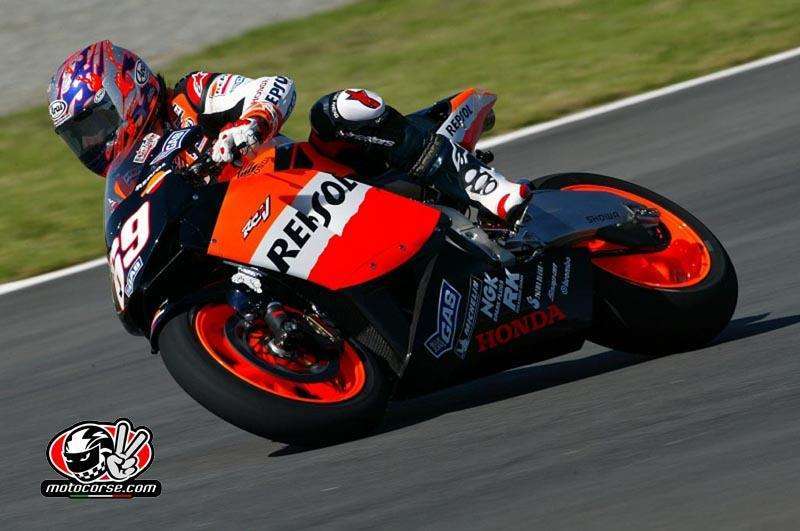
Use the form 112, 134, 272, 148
212, 117, 263, 163
212, 102, 280, 163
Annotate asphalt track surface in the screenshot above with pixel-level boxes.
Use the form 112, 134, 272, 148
4, 57, 800, 530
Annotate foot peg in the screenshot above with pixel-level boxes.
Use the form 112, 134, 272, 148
475, 149, 494, 164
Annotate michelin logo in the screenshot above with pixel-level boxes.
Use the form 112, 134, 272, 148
455, 276, 481, 358
425, 280, 462, 358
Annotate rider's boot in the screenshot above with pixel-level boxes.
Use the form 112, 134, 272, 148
308, 88, 531, 221
403, 133, 531, 221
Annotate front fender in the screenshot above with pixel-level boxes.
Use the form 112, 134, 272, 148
148, 285, 228, 353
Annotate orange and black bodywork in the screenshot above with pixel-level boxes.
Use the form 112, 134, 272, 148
104, 121, 591, 390
102, 88, 735, 406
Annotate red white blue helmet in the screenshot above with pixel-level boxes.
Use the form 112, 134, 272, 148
48, 40, 161, 176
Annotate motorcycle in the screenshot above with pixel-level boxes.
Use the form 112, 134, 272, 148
104, 88, 737, 445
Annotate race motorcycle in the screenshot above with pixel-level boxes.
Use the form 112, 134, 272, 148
105, 88, 737, 445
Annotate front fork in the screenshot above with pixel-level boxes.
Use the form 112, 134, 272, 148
227, 266, 341, 360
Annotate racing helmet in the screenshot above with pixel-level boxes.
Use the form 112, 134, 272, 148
48, 40, 162, 176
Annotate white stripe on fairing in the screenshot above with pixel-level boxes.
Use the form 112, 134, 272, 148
249, 172, 370, 279
4, 44, 800, 295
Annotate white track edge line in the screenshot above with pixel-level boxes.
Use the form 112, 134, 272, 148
3, 44, 800, 296
0, 258, 107, 296
477, 45, 800, 149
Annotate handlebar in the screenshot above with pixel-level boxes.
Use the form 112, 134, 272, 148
185, 152, 218, 179
178, 125, 257, 184
184, 140, 246, 184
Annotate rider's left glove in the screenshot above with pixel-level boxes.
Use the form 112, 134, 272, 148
212, 117, 266, 163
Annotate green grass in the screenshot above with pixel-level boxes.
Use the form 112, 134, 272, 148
2, 0, 799, 281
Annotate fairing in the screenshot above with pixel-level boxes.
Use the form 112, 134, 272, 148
104, 126, 202, 326
207, 142, 442, 290
398, 243, 593, 394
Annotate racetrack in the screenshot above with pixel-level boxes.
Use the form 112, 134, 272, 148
4, 55, 800, 529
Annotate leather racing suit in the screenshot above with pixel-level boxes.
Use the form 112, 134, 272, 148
170, 74, 527, 219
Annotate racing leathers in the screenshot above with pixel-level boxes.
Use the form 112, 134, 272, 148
170, 74, 527, 220
167, 72, 297, 163
309, 89, 530, 220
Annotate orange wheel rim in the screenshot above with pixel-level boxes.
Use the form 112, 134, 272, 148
563, 184, 712, 289
194, 304, 366, 403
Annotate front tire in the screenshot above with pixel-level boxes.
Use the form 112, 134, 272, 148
533, 173, 738, 354
159, 305, 393, 446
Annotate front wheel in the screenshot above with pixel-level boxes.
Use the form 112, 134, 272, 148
159, 304, 393, 445
533, 173, 738, 355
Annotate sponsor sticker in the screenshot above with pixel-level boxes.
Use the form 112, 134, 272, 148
444, 103, 473, 136
41, 418, 161, 499
172, 102, 195, 127
548, 261, 559, 302
474, 304, 567, 353
463, 167, 499, 196
190, 72, 211, 100
259, 175, 365, 275
480, 273, 505, 322
230, 75, 246, 91
124, 256, 143, 297
560, 256, 571, 295
425, 280, 462, 358
133, 133, 161, 164
242, 196, 272, 240
48, 99, 69, 126
134, 59, 149, 86
344, 89, 382, 109
254, 76, 291, 107
150, 129, 189, 165
450, 144, 470, 171
502, 269, 523, 313
211, 75, 229, 96
527, 262, 545, 310
585, 211, 621, 224
232, 268, 263, 294
455, 276, 481, 357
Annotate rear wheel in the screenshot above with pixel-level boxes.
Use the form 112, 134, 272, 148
533, 173, 737, 354
159, 303, 393, 445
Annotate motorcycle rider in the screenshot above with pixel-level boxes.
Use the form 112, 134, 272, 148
48, 40, 529, 220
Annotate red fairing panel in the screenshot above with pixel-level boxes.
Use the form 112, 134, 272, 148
209, 155, 440, 290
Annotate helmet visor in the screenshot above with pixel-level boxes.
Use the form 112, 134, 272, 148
55, 93, 121, 174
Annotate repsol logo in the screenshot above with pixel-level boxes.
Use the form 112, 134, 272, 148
445, 104, 473, 136
585, 211, 620, 224
266, 176, 360, 273
256, 76, 291, 107
475, 304, 566, 352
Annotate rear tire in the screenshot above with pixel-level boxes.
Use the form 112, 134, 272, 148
159, 308, 393, 446
533, 173, 738, 355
